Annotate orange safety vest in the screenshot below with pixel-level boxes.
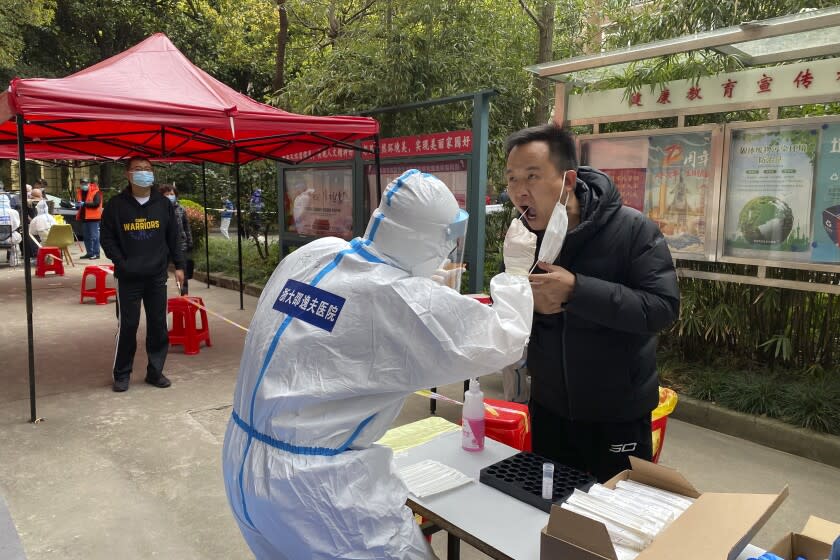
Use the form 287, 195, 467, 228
76, 183, 103, 221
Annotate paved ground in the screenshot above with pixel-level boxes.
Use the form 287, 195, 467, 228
1, 252, 839, 559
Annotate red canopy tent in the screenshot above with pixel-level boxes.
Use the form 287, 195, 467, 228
0, 34, 380, 423
0, 33, 379, 163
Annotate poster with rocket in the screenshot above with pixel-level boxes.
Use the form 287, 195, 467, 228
645, 133, 714, 256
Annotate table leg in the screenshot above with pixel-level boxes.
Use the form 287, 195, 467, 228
447, 533, 460, 559
430, 387, 437, 415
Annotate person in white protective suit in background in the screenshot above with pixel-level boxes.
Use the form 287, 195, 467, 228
222, 169, 538, 560
29, 199, 56, 242
0, 193, 23, 265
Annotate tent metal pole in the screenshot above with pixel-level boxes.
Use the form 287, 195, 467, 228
234, 148, 244, 310
202, 162, 210, 289
17, 114, 38, 423
374, 134, 382, 200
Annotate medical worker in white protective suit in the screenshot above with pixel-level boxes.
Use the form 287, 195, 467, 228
0, 194, 22, 264
29, 199, 56, 242
222, 169, 537, 560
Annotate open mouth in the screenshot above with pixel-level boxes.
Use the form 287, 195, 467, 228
524, 207, 538, 222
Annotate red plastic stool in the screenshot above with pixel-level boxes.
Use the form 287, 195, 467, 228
168, 296, 212, 355
80, 264, 116, 305
35, 247, 64, 277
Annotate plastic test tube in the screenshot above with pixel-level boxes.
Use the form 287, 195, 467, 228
542, 462, 555, 500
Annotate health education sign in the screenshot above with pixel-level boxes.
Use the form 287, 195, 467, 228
283, 130, 473, 164
579, 130, 715, 258
813, 123, 840, 264
721, 122, 840, 265
283, 130, 473, 236
723, 126, 818, 262
568, 59, 840, 122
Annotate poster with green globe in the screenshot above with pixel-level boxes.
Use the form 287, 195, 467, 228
724, 126, 818, 262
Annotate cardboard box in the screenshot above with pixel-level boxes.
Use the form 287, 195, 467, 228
768, 516, 840, 560
540, 457, 788, 560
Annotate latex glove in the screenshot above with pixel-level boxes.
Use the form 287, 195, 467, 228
430, 259, 463, 290
503, 218, 537, 275
76, 201, 83, 209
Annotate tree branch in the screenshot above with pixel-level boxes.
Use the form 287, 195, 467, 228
517, 0, 543, 30
286, 7, 328, 34
286, 6, 328, 33
344, 0, 377, 26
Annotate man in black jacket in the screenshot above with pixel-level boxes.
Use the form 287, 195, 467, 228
100, 156, 185, 392
505, 124, 680, 481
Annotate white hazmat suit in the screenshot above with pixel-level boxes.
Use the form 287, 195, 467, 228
29, 199, 56, 241
222, 169, 536, 559
0, 194, 22, 264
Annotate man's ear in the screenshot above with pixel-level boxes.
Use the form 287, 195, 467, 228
564, 169, 577, 190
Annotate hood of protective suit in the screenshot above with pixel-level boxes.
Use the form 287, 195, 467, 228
0, 194, 10, 211
364, 169, 465, 278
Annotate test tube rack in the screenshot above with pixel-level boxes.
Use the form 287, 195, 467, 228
479, 451, 596, 513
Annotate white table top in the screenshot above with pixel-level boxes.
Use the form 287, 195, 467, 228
393, 429, 767, 560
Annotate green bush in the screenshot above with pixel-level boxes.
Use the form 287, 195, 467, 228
179, 198, 215, 251
716, 374, 784, 418
778, 380, 840, 435
193, 236, 278, 286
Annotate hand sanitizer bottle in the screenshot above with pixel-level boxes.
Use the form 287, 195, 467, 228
462, 378, 486, 452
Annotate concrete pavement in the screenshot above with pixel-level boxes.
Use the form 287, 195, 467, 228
0, 254, 838, 559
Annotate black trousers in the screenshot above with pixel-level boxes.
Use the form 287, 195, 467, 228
529, 400, 653, 483
113, 272, 169, 382
182, 258, 194, 295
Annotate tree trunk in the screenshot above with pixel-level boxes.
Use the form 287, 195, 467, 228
273, 0, 289, 93
533, 1, 556, 126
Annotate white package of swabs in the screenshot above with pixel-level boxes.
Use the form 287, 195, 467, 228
397, 459, 473, 498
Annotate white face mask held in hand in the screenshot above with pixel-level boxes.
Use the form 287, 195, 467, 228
535, 170, 571, 269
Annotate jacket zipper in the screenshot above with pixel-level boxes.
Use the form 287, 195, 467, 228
561, 313, 573, 420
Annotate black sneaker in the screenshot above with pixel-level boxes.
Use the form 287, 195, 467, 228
112, 378, 129, 392
79, 254, 92, 259
144, 374, 171, 388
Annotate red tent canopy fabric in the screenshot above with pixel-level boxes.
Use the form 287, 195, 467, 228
0, 33, 378, 164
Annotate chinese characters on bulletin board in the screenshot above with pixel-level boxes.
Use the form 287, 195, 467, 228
722, 124, 840, 265
580, 131, 714, 257
284, 167, 353, 239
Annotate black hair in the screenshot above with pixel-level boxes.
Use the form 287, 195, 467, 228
125, 156, 152, 169
504, 124, 578, 174
158, 183, 178, 196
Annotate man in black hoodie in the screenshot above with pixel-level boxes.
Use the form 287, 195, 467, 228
100, 156, 185, 392
505, 124, 680, 481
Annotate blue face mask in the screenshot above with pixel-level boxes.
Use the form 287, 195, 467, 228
166, 194, 176, 202
130, 170, 154, 188
81, 185, 89, 192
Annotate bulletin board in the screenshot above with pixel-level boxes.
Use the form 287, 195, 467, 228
577, 125, 724, 261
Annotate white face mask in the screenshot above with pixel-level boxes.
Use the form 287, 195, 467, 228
537, 171, 570, 265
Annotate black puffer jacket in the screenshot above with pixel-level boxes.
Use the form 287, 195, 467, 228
528, 167, 680, 422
